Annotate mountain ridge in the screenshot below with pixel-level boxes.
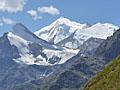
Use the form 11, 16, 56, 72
1, 23, 79, 66
35, 17, 119, 49
0, 17, 120, 90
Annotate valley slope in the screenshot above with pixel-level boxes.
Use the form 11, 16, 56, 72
84, 55, 120, 90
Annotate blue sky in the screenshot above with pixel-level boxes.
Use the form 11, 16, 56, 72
0, 0, 120, 36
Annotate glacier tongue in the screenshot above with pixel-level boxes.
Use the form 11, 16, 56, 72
43, 48, 79, 65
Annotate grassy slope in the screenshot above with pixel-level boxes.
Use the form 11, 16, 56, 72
84, 55, 120, 90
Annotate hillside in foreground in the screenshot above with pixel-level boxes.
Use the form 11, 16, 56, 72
84, 55, 120, 90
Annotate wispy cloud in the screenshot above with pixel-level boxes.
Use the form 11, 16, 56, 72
27, 5, 60, 20
0, 17, 16, 26
27, 9, 42, 20
0, 0, 26, 13
38, 6, 60, 16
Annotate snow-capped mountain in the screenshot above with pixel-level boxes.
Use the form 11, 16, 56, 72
0, 17, 120, 90
35, 17, 119, 49
76, 22, 119, 39
4, 18, 118, 65
6, 23, 79, 65
60, 22, 119, 49
12, 23, 64, 50
35, 17, 89, 44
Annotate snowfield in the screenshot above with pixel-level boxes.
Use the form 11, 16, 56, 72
5, 17, 119, 66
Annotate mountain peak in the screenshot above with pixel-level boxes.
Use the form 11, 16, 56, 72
12, 23, 38, 40
14, 23, 24, 26
12, 23, 30, 34
54, 16, 88, 27
35, 17, 89, 44
11, 23, 40, 43
55, 16, 71, 23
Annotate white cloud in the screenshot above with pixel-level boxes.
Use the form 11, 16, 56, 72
27, 9, 42, 20
27, 5, 60, 20
0, 17, 16, 26
0, 0, 26, 13
38, 6, 60, 15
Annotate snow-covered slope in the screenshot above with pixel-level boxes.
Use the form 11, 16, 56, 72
1, 18, 119, 65
61, 22, 119, 49
35, 17, 89, 44
12, 23, 64, 50
76, 22, 119, 39
6, 23, 79, 65
35, 17, 119, 49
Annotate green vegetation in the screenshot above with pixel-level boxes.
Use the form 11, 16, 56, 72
84, 55, 120, 90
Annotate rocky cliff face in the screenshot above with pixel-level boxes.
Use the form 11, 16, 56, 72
0, 33, 20, 59
13, 55, 105, 90
96, 29, 120, 62
79, 37, 104, 56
